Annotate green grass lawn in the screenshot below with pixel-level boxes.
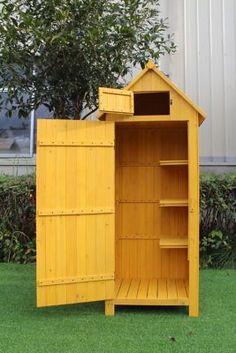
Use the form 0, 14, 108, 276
0, 265, 235, 353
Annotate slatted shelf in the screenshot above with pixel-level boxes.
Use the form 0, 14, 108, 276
159, 160, 188, 166
159, 199, 188, 207
159, 238, 188, 249
115, 279, 189, 305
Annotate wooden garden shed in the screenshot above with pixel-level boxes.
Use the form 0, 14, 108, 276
36, 60, 206, 317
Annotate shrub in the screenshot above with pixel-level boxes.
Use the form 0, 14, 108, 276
0, 173, 235, 267
0, 175, 36, 263
200, 173, 236, 268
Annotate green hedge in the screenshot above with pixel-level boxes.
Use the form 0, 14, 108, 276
200, 173, 236, 268
0, 175, 36, 263
0, 173, 235, 267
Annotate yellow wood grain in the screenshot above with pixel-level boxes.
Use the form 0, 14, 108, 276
158, 279, 167, 300
55, 137, 67, 305
160, 238, 188, 248
159, 160, 188, 166
176, 279, 188, 300
98, 61, 206, 124
167, 279, 178, 300
188, 117, 200, 317
115, 279, 122, 297
118, 279, 131, 298
147, 279, 158, 299
44, 122, 57, 306
115, 279, 188, 305
99, 87, 134, 114
37, 65, 203, 314
105, 300, 115, 316
115, 124, 188, 281
114, 298, 188, 306
36, 120, 115, 307
128, 279, 140, 299
138, 280, 149, 299
104, 61, 203, 313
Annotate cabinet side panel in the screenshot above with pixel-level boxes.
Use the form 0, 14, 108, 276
188, 117, 200, 317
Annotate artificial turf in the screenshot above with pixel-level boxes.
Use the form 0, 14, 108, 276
0, 264, 235, 353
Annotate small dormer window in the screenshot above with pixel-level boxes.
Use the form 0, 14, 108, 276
134, 92, 170, 115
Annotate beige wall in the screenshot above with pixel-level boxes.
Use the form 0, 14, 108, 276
0, 157, 35, 176
159, 0, 236, 167
1, 0, 236, 172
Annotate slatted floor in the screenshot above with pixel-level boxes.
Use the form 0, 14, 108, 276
115, 279, 189, 306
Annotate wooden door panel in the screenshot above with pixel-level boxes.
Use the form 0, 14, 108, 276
99, 87, 134, 115
36, 120, 115, 307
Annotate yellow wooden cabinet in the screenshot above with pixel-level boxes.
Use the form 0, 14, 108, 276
36, 61, 206, 316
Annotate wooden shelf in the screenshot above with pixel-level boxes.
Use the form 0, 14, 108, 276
159, 199, 188, 207
160, 238, 188, 249
119, 160, 188, 167
118, 199, 159, 203
119, 234, 158, 239
159, 160, 188, 166
115, 278, 189, 305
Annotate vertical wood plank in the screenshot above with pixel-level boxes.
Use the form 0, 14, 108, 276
147, 279, 158, 299
176, 279, 188, 300
55, 139, 67, 304
158, 279, 167, 300
137, 279, 149, 299
36, 134, 46, 306
65, 124, 78, 302
36, 120, 115, 307
167, 279, 177, 300
188, 117, 199, 316
115, 279, 122, 298
118, 279, 131, 298
128, 279, 140, 299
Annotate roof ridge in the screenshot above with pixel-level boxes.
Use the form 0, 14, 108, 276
124, 60, 206, 123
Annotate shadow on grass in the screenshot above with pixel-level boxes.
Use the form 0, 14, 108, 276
35, 302, 188, 319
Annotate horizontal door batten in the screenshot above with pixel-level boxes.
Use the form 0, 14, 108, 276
37, 208, 115, 216
38, 274, 114, 287
38, 141, 114, 146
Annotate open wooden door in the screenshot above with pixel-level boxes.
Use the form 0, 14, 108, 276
36, 120, 115, 307
99, 87, 134, 115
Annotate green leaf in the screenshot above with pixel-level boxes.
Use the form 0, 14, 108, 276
0, 0, 176, 119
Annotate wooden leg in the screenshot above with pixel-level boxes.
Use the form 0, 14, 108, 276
188, 304, 199, 317
105, 300, 115, 316
188, 256, 199, 317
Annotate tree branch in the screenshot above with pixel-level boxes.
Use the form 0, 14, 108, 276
81, 106, 98, 120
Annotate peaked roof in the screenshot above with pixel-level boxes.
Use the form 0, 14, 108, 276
98, 60, 207, 124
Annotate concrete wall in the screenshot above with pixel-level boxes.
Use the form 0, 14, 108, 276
159, 0, 236, 168
0, 157, 35, 176
0, 0, 235, 175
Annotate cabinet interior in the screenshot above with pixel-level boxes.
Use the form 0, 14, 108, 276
115, 122, 189, 304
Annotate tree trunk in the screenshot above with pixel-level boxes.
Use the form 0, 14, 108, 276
74, 96, 82, 120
